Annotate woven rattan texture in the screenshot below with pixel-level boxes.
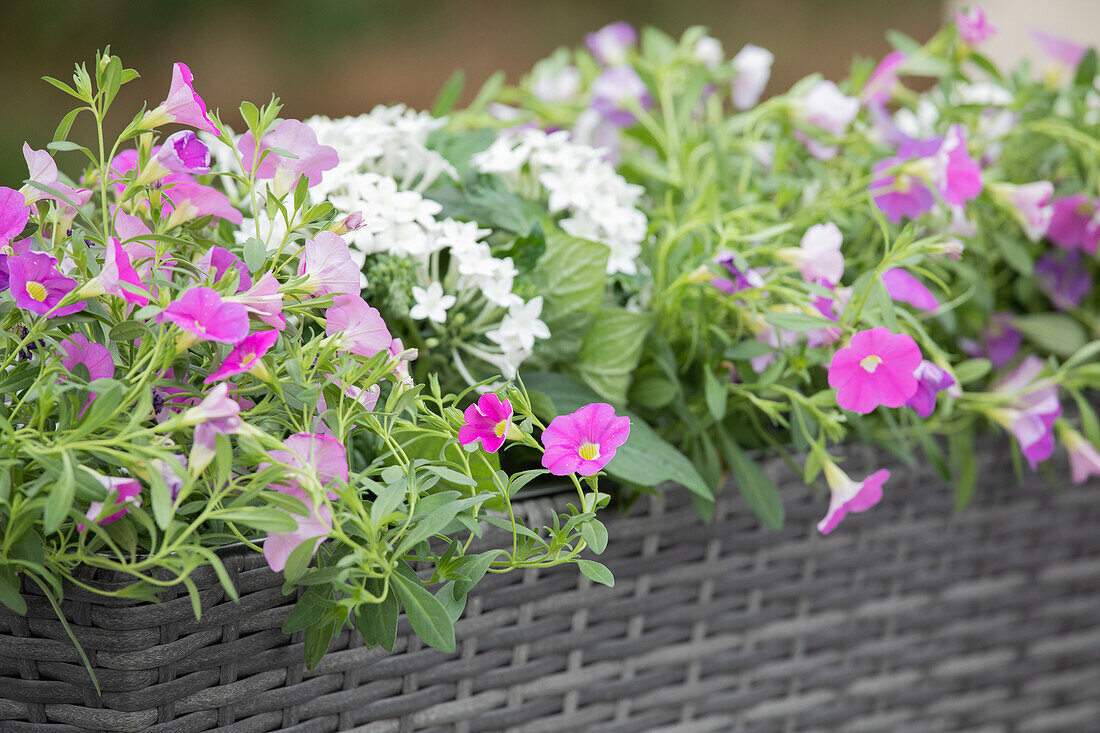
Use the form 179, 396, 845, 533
2, 443, 1100, 732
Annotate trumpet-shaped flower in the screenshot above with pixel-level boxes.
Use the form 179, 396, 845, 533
163, 180, 243, 227
991, 355, 1061, 469
906, 360, 955, 418
1060, 426, 1100, 484
235, 272, 285, 330
989, 181, 1053, 242
1035, 251, 1091, 311
269, 432, 348, 499
862, 51, 906, 106
198, 245, 252, 293
957, 6, 996, 44
79, 476, 143, 531
828, 327, 922, 414
817, 462, 889, 535
22, 144, 93, 212
186, 383, 248, 472
730, 44, 773, 110
410, 281, 456, 323
1032, 30, 1087, 79
143, 62, 217, 133
586, 21, 636, 65
1047, 195, 1100, 253
263, 484, 333, 573
540, 402, 630, 476
135, 131, 211, 186
61, 333, 114, 382
240, 119, 339, 196
870, 156, 936, 223
459, 393, 514, 454
90, 237, 150, 306
591, 66, 652, 126
325, 294, 392, 357
8, 251, 84, 317
935, 125, 983, 206
157, 287, 250, 345
711, 250, 765, 294
298, 231, 360, 296
0, 187, 30, 247
785, 222, 844, 285
205, 330, 279, 383
882, 269, 938, 312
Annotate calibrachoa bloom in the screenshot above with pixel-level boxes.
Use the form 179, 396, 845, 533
862, 51, 907, 106
240, 119, 339, 196
781, 222, 844, 285
79, 475, 143, 532
82, 237, 149, 306
199, 245, 252, 293
731, 44, 773, 110
935, 125, 983, 206
298, 231, 360, 296
263, 485, 333, 573
711, 251, 764, 294
325, 294, 392, 357
136, 131, 211, 184
957, 5, 996, 45
235, 272, 286, 330
0, 186, 30, 247
586, 21, 636, 65
1035, 251, 1091, 310
907, 360, 955, 417
591, 66, 653, 126
991, 355, 1062, 469
185, 383, 249, 472
961, 312, 1022, 368
7, 251, 84, 317
540, 402, 630, 476
157, 287, 250, 345
1047, 194, 1100, 253
817, 462, 889, 535
828, 327, 922, 414
61, 333, 115, 383
22, 144, 92, 212
882, 268, 939, 312
1060, 426, 1100, 484
269, 432, 348, 499
144, 62, 218, 134
205, 330, 279, 383
989, 181, 1053, 242
870, 155, 936, 223
795, 80, 860, 160
458, 393, 514, 453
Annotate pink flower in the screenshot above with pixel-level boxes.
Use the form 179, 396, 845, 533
8, 251, 84, 317
458, 394, 514, 453
540, 402, 631, 476
960, 312, 1022, 369
268, 433, 348, 499
1032, 30, 1087, 76
591, 66, 653, 126
79, 476, 143, 532
61, 333, 114, 382
786, 222, 844, 285
136, 131, 211, 185
957, 6, 996, 45
828, 327, 922, 414
935, 125, 983, 206
262, 484, 333, 573
22, 144, 93, 212
185, 383, 246, 472
240, 119, 338, 196
298, 231, 360, 296
882, 269, 939, 312
1047, 195, 1100, 253
906, 360, 955, 418
585, 22, 637, 65
95, 237, 150, 306
711, 251, 765, 294
870, 156, 936, 223
1061, 427, 1100, 484
730, 44, 774, 110
198, 245, 251, 293
149, 62, 217, 134
235, 272, 285, 330
817, 462, 889, 535
1035, 251, 1091, 311
163, 180, 243, 227
991, 355, 1062, 469
862, 51, 907, 106
157, 287, 250, 345
325, 294, 392, 358
205, 330, 279, 383
796, 81, 860, 160
0, 187, 31, 247
989, 181, 1053, 242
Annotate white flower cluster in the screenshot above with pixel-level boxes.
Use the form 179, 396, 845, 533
471, 128, 647, 275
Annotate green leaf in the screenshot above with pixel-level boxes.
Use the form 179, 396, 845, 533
718, 430, 784, 529
392, 563, 456, 652
354, 578, 399, 652
951, 431, 977, 512
574, 308, 651, 403
724, 340, 777, 360
1014, 313, 1087, 357
580, 519, 609, 554
432, 69, 465, 116
243, 237, 268, 273
52, 108, 85, 144
763, 312, 834, 332
703, 369, 727, 421
992, 231, 1033, 276
108, 320, 150, 342
283, 587, 332, 634
43, 453, 75, 533
0, 567, 27, 615
452, 549, 504, 597
953, 358, 991, 385
1076, 48, 1099, 87
303, 614, 338, 670
576, 559, 615, 587
530, 233, 609, 358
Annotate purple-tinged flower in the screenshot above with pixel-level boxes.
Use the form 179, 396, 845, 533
8, 251, 84, 317
205, 330, 279, 383
298, 231, 360, 297
325, 294, 392, 358
795, 81, 860, 160
585, 22, 636, 65
136, 132, 211, 185
0, 187, 31, 247
906, 360, 955, 418
269, 432, 348, 500
828, 327, 923, 414
989, 181, 1053, 242
711, 250, 765, 294
61, 333, 115, 382
459, 393, 514, 453
163, 180, 243, 228
817, 462, 889, 535
1032, 30, 1087, 80
957, 6, 996, 45
591, 66, 653, 126
0, 255, 9, 291
93, 237, 150, 306
22, 144, 93, 212
882, 269, 939, 312
1035, 250, 1091, 311
263, 484, 333, 573
805, 290, 845, 348
234, 272, 285, 331
78, 475, 143, 532
157, 287, 250, 346
870, 157, 936, 223
541, 402, 630, 476
185, 383, 248, 472
960, 312, 1022, 369
991, 355, 1061, 470
145, 62, 218, 134
748, 319, 800, 373
780, 222, 844, 286
1060, 426, 1100, 484
934, 125, 983, 206
198, 245, 252, 293
240, 119, 339, 196
731, 44, 774, 110
862, 51, 907, 106
1047, 195, 1100, 253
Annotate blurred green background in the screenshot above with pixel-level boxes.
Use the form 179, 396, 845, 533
0, 0, 940, 183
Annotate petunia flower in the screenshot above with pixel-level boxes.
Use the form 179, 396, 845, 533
711, 251, 765, 294
7, 251, 84, 317
184, 383, 250, 473
262, 484, 333, 573
780, 222, 844, 286
325, 294, 392, 358
298, 231, 360, 297
1032, 29, 1087, 83
1035, 250, 1091, 311
585, 21, 636, 65
1059, 425, 1100, 484
410, 281, 456, 323
61, 333, 115, 382
268, 432, 348, 500
163, 180, 243, 228
0, 186, 31, 247
957, 6, 996, 45
157, 287, 250, 346
862, 51, 907, 107
959, 312, 1021, 369
795, 80, 860, 160
828, 326, 923, 414
988, 181, 1053, 242
78, 475, 143, 532
1047, 194, 1100, 253
591, 66, 653, 126
731, 44, 774, 110
143, 62, 218, 134
934, 125, 983, 206
198, 245, 252, 293
817, 462, 889, 535
870, 156, 936, 223
233, 272, 285, 330
204, 330, 279, 383
21, 144, 93, 214
540, 402, 631, 476
79, 237, 150, 306
458, 393, 515, 453
906, 360, 955, 418
990, 356, 1062, 469
135, 131, 211, 185
240, 119, 339, 197
881, 269, 939, 312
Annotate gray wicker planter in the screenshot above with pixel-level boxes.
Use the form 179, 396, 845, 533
2, 441, 1100, 732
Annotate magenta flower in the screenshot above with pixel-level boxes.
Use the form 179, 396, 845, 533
136, 132, 211, 185
325, 294, 392, 358
786, 222, 844, 286
0, 186, 30, 247
1047, 195, 1100, 253
198, 245, 252, 293
205, 330, 279, 383
157, 287, 250, 345
862, 51, 906, 106
163, 180, 243, 227
8, 251, 84, 317
731, 44, 774, 110
991, 355, 1061, 470
235, 272, 286, 331
1035, 251, 1091, 311
881, 269, 939, 312
240, 119, 338, 196
957, 6, 996, 45
61, 333, 114, 382
585, 21, 637, 65
96, 237, 150, 306
22, 144, 93, 212
817, 462, 889, 535
458, 393, 514, 453
79, 475, 143, 532
906, 360, 955, 418
711, 250, 765, 294
540, 402, 630, 477
935, 125, 983, 206
828, 327, 922, 414
870, 157, 936, 222
298, 231, 360, 297
1032, 30, 1087, 75
148, 62, 217, 134
263, 484, 333, 573
1061, 427, 1100, 484
990, 181, 1053, 242
591, 66, 653, 127
269, 432, 348, 500
960, 312, 1021, 369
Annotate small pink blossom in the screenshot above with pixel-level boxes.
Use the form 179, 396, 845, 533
185, 383, 247, 472
789, 222, 844, 285
198, 245, 251, 293
0, 186, 31, 247
96, 237, 150, 306
796, 81, 860, 160
881, 269, 939, 312
870, 156, 936, 223
151, 62, 218, 134
540, 402, 631, 476
862, 51, 907, 106
298, 231, 360, 296
79, 476, 143, 532
235, 272, 286, 330
458, 394, 514, 453
205, 330, 279, 383
269, 432, 348, 500
990, 181, 1053, 242
906, 360, 955, 418
61, 333, 114, 382
325, 294, 392, 358
1031, 30, 1087, 76
1061, 427, 1100, 484
935, 125, 983, 206
263, 484, 333, 573
163, 180, 243, 227
8, 251, 84, 317
22, 144, 93, 212
957, 6, 996, 45
240, 119, 338, 196
1047, 195, 1100, 253
585, 21, 637, 65
817, 462, 889, 535
157, 287, 250, 345
828, 327, 922, 414
731, 45, 774, 110
991, 355, 1062, 470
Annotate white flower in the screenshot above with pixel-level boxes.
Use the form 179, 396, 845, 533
487, 296, 551, 352
799, 80, 860, 136
731, 45, 774, 110
410, 281, 456, 324
694, 36, 724, 70
894, 98, 940, 139
955, 82, 1013, 107
532, 65, 581, 103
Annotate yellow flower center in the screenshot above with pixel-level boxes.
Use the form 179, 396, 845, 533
1077, 201, 1095, 217
494, 419, 509, 438
894, 174, 911, 193
860, 354, 883, 373
25, 281, 47, 302
243, 352, 257, 366
578, 442, 601, 461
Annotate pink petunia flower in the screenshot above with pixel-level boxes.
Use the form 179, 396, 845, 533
991, 355, 1062, 470
145, 62, 218, 134
79, 475, 143, 531
1060, 426, 1100, 484
87, 237, 150, 306
1035, 251, 1090, 311
269, 432, 349, 500
135, 131, 211, 186
989, 181, 1053, 242
934, 125, 983, 206
1032, 30, 1087, 79
157, 287, 250, 345
22, 144, 93, 213
870, 155, 936, 223
817, 462, 889, 535
458, 393, 515, 453
862, 51, 907, 106
239, 119, 339, 196
198, 245, 252, 293
325, 294, 392, 358
234, 272, 286, 330
795, 80, 860, 160
881, 269, 939, 312
957, 6, 996, 45
298, 231, 360, 297
731, 44, 774, 110
540, 402, 631, 476
184, 383, 249, 472
783, 222, 844, 286
8, 251, 84, 317
828, 326, 922, 414
1047, 195, 1100, 253
162, 180, 243, 228
61, 333, 115, 382
591, 66, 653, 127
262, 484, 333, 573
205, 330, 279, 383
585, 21, 637, 65
0, 186, 31, 247
906, 360, 955, 418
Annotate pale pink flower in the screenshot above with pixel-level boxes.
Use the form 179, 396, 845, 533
325, 295, 392, 358
817, 462, 889, 535
240, 119, 339, 196
79, 475, 143, 531
731, 45, 774, 110
1061, 427, 1100, 484
585, 21, 637, 65
234, 272, 285, 331
298, 231, 360, 296
784, 222, 844, 285
881, 269, 939, 312
268, 432, 349, 500
989, 181, 1053, 242
147, 62, 218, 134
21, 144, 93, 212
991, 355, 1061, 470
163, 180, 243, 228
262, 484, 333, 573
862, 51, 907, 106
